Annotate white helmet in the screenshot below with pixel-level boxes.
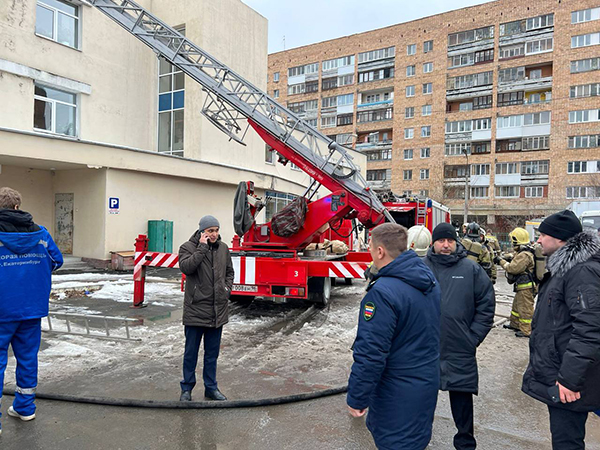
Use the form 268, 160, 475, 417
407, 225, 432, 257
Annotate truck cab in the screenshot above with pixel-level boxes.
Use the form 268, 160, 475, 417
580, 210, 600, 231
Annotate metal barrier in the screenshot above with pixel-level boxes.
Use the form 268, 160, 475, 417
44, 312, 142, 341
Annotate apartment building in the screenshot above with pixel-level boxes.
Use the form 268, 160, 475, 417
268, 0, 600, 230
0, 0, 363, 264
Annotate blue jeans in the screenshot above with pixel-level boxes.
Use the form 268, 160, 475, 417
0, 319, 42, 418
180, 326, 223, 392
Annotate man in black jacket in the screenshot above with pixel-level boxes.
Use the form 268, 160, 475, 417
178, 215, 234, 402
522, 210, 600, 450
424, 223, 495, 450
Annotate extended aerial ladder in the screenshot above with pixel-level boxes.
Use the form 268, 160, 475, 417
90, 0, 394, 305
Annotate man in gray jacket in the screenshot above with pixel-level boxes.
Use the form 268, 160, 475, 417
178, 215, 234, 401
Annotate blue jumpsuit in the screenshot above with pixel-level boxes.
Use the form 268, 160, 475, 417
0, 226, 63, 419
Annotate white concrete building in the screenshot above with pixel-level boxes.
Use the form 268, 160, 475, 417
0, 0, 365, 265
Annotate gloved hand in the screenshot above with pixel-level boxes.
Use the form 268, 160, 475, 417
493, 256, 502, 265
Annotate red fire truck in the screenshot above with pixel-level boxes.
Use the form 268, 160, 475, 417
92, 0, 446, 307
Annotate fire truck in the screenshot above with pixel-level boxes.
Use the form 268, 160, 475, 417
91, 0, 445, 307
376, 191, 451, 232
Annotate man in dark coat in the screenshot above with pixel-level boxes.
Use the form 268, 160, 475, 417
522, 210, 600, 450
178, 215, 234, 402
347, 223, 441, 450
424, 223, 495, 450
0, 187, 63, 435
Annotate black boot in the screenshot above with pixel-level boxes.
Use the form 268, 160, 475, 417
503, 323, 518, 330
180, 390, 192, 401
515, 331, 530, 338
205, 388, 227, 401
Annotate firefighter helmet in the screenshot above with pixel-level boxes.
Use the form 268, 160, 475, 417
509, 227, 530, 246
407, 225, 432, 257
466, 222, 481, 239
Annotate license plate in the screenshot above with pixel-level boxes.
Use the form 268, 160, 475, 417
232, 284, 258, 293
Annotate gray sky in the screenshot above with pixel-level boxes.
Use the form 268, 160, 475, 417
242, 0, 494, 53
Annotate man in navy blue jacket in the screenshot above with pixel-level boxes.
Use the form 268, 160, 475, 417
347, 223, 441, 450
0, 187, 63, 435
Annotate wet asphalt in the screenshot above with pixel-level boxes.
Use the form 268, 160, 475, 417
0, 270, 599, 449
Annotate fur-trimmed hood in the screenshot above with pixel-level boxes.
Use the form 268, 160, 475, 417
547, 230, 600, 278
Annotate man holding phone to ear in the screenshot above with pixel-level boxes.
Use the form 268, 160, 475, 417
178, 215, 234, 402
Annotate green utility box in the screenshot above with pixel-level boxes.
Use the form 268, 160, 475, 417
147, 220, 174, 253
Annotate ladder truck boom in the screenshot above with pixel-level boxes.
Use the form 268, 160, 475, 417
89, 0, 393, 229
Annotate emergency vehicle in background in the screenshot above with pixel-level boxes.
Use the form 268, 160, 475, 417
91, 0, 449, 307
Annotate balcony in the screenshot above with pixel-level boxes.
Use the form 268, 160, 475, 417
367, 179, 391, 189
357, 99, 394, 111
497, 76, 553, 94
356, 139, 393, 152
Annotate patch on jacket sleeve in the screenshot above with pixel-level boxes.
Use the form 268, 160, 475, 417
363, 302, 376, 321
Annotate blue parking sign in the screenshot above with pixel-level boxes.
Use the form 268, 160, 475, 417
109, 197, 120, 211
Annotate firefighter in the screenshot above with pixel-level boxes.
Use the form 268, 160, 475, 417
407, 225, 432, 257
461, 222, 494, 283
479, 228, 497, 285
495, 227, 536, 338
485, 229, 502, 254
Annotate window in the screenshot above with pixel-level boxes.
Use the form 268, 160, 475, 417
321, 116, 336, 128
473, 95, 493, 110
322, 77, 337, 91
265, 145, 274, 164
338, 74, 354, 86
524, 111, 551, 125
305, 118, 317, 127
422, 104, 432, 116
265, 191, 297, 221
497, 114, 523, 128
158, 56, 185, 156
288, 63, 318, 77
521, 160, 549, 175
337, 114, 353, 126
448, 52, 475, 68
33, 84, 77, 136
495, 186, 519, 198
403, 190, 413, 196
526, 38, 553, 54
288, 100, 317, 114
569, 109, 600, 124
526, 13, 554, 31
459, 100, 474, 111
358, 47, 395, 63
567, 161, 588, 174
448, 26, 494, 47
273, 72, 280, 82
368, 149, 392, 161
495, 162, 519, 174
403, 170, 413, 180
421, 126, 431, 138
287, 83, 305, 95
36, 0, 79, 49
407, 44, 416, 55
472, 142, 491, 154
567, 186, 600, 199
444, 164, 468, 178
406, 85, 415, 97
445, 142, 471, 156
424, 40, 433, 53
421, 147, 430, 158
322, 55, 355, 71
420, 169, 430, 180
572, 33, 600, 48
572, 7, 600, 24
337, 94, 354, 106
523, 136, 550, 151
569, 135, 600, 149
472, 164, 490, 176
473, 118, 491, 130
445, 120, 472, 134
498, 91, 524, 107
404, 128, 414, 139
497, 139, 522, 152
404, 149, 414, 160
570, 83, 600, 99
419, 190, 430, 197
305, 81, 318, 93
423, 62, 433, 73
525, 186, 544, 198
571, 57, 600, 73
499, 44, 525, 60
447, 71, 493, 90
273, 89, 279, 98
335, 133, 354, 145
423, 83, 433, 94
357, 108, 393, 123
475, 49, 494, 64
358, 67, 395, 83
405, 107, 415, 119
407, 65, 416, 77
470, 187, 489, 198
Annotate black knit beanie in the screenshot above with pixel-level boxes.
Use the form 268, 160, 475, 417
432, 222, 458, 243
538, 210, 582, 242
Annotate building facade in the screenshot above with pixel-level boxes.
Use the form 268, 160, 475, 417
268, 0, 600, 230
0, 0, 366, 263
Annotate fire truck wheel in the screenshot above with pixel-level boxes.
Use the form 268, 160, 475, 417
229, 295, 255, 304
308, 277, 331, 307
344, 278, 353, 285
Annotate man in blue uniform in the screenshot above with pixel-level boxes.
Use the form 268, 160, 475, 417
0, 187, 63, 435
347, 223, 441, 450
